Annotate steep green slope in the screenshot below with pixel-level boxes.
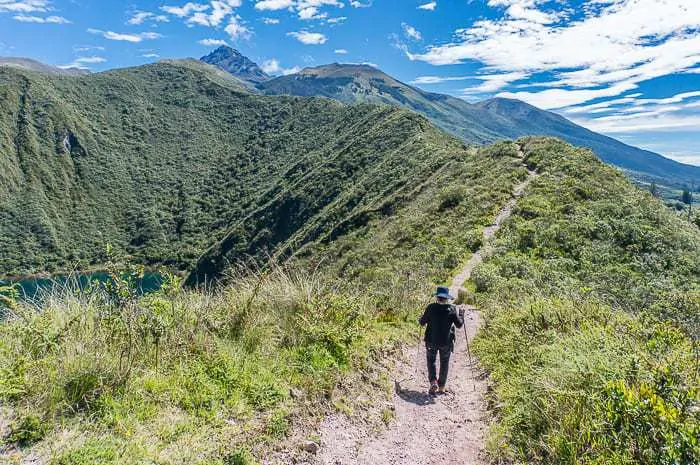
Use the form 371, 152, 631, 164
472, 138, 700, 464
255, 62, 700, 189
0, 62, 468, 279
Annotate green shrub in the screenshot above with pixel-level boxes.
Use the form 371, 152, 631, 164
438, 185, 467, 211
224, 448, 260, 465
473, 138, 700, 465
8, 414, 46, 446
51, 439, 120, 465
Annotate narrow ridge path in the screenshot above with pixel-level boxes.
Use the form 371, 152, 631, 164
315, 147, 538, 465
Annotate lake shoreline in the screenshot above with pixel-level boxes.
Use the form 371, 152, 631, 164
1, 264, 186, 284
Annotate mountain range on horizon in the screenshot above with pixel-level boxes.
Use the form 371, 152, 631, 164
199, 45, 700, 190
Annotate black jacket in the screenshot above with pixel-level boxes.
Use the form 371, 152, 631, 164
419, 303, 464, 347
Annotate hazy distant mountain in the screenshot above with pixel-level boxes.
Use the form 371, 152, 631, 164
0, 57, 89, 76
253, 62, 699, 188
200, 46, 270, 84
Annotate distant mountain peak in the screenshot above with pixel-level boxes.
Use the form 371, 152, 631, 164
200, 46, 269, 83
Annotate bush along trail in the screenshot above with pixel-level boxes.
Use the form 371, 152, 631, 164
314, 146, 539, 465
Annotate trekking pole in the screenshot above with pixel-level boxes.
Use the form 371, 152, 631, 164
462, 322, 473, 366
461, 306, 476, 391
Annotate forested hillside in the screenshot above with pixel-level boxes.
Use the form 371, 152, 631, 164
0, 62, 466, 278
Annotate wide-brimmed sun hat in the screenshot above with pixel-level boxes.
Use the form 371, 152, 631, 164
434, 286, 454, 300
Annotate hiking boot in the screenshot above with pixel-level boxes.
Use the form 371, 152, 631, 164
437, 385, 446, 394
429, 381, 438, 395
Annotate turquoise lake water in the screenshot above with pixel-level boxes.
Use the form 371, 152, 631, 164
5, 272, 164, 301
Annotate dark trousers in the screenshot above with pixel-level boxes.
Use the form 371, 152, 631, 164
426, 343, 452, 387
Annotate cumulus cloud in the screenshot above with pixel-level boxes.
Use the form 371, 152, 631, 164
288, 30, 327, 44
260, 58, 300, 75
224, 16, 250, 39
349, 1, 371, 7
13, 14, 69, 23
198, 38, 229, 46
417, 1, 436, 11
262, 17, 279, 24
127, 11, 169, 25
159, 1, 248, 38
334, 48, 347, 54
254, 0, 293, 10
254, 0, 343, 20
409, 0, 700, 108
0, 0, 50, 13
161, 2, 209, 17
88, 28, 163, 43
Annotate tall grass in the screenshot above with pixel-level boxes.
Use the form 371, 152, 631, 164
0, 264, 415, 464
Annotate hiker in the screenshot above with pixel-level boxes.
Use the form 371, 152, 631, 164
419, 286, 465, 395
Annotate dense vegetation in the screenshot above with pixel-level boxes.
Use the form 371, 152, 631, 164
0, 62, 530, 462
0, 62, 466, 279
253, 58, 700, 189
2, 51, 698, 463
0, 260, 416, 464
472, 138, 700, 464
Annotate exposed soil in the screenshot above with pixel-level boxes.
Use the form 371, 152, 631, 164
312, 150, 538, 465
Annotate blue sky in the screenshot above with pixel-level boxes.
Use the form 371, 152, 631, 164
1, 0, 699, 166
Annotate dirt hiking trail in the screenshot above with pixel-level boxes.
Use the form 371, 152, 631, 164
314, 148, 538, 465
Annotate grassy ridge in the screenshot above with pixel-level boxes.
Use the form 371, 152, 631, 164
473, 138, 700, 464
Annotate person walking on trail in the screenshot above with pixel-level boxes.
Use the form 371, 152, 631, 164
419, 286, 465, 395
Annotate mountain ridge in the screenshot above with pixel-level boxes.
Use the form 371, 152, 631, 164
200, 47, 698, 189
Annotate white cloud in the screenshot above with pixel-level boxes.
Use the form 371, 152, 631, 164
59, 55, 106, 70
288, 30, 327, 44
409, 0, 700, 108
417, 1, 436, 11
262, 17, 279, 24
575, 113, 700, 133
88, 28, 163, 43
349, 0, 371, 7
161, 2, 209, 17
298, 6, 326, 20
334, 48, 347, 54
0, 0, 50, 13
127, 11, 169, 25
224, 16, 251, 40
254, 0, 293, 10
260, 58, 281, 73
142, 53, 160, 58
13, 14, 69, 23
198, 38, 229, 46
401, 22, 421, 41
260, 58, 301, 75
413, 72, 527, 92
326, 16, 346, 24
